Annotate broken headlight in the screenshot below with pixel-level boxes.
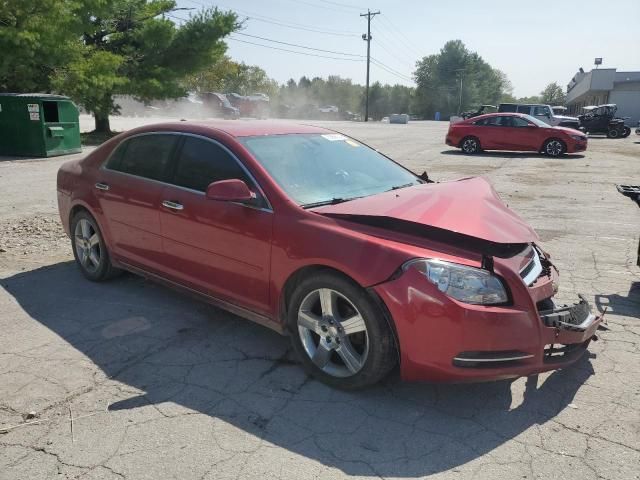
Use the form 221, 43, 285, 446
404, 259, 508, 305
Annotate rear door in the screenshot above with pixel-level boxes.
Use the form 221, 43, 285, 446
475, 115, 512, 149
158, 135, 273, 314
95, 133, 179, 271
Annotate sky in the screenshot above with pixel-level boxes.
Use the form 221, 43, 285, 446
175, 0, 640, 97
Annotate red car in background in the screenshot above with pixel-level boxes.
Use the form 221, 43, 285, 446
446, 112, 587, 156
57, 121, 601, 388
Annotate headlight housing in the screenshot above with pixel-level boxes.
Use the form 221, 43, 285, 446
404, 259, 509, 305
570, 134, 586, 141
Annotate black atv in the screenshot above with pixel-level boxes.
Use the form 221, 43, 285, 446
578, 104, 631, 138
460, 105, 496, 120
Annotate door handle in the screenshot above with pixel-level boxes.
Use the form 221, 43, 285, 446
95, 182, 109, 191
162, 200, 184, 211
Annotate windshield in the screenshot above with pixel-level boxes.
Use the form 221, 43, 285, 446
521, 114, 550, 127
240, 133, 421, 206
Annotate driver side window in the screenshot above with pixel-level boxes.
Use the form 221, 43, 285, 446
171, 136, 266, 208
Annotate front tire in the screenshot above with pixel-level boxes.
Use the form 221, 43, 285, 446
460, 136, 481, 154
70, 210, 120, 282
622, 126, 631, 138
287, 271, 397, 389
543, 138, 566, 157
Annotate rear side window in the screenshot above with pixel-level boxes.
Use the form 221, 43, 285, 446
172, 137, 251, 192
107, 134, 177, 181
104, 141, 128, 170
511, 116, 531, 127
485, 116, 511, 127
516, 105, 531, 114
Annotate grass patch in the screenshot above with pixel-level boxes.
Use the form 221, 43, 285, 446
81, 130, 120, 146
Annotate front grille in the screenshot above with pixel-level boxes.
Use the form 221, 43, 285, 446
519, 247, 543, 286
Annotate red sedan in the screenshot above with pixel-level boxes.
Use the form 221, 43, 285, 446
446, 112, 588, 156
57, 121, 601, 388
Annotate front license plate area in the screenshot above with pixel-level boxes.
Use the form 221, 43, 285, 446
539, 294, 592, 330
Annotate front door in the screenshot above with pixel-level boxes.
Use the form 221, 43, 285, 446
158, 135, 273, 314
507, 115, 543, 151
95, 133, 179, 271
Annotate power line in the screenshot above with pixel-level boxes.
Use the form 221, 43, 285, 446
234, 32, 364, 57
378, 16, 423, 58
228, 36, 365, 62
316, 0, 363, 10
283, 0, 356, 14
183, 0, 360, 36
370, 57, 413, 82
373, 38, 417, 72
373, 28, 419, 66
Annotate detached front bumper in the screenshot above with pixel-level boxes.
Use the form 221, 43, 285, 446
373, 268, 602, 382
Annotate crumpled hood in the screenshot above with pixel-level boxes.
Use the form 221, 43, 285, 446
314, 177, 539, 245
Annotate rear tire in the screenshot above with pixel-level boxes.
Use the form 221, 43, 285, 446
607, 128, 620, 138
542, 138, 566, 157
460, 136, 481, 154
287, 271, 397, 389
70, 210, 121, 282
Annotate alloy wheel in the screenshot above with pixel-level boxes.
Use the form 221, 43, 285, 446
297, 288, 369, 378
74, 218, 101, 273
545, 140, 564, 156
462, 138, 478, 153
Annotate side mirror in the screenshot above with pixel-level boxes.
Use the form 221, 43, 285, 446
206, 179, 256, 203
526, 124, 536, 128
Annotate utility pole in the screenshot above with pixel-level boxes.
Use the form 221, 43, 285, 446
455, 68, 465, 114
360, 9, 380, 122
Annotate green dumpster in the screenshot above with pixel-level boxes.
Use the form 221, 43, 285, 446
0, 93, 82, 157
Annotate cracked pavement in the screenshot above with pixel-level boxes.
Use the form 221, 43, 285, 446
1, 118, 639, 479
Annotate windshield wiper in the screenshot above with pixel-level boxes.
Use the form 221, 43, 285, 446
301, 197, 359, 209
387, 182, 415, 191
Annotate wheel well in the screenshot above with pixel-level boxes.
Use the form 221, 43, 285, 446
279, 265, 353, 325
278, 265, 401, 359
69, 204, 90, 227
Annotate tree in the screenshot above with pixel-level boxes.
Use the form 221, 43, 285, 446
539, 82, 566, 105
52, 1, 238, 132
413, 40, 512, 118
184, 56, 278, 97
0, 0, 82, 92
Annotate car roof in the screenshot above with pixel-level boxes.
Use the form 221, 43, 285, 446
126, 120, 332, 138
465, 112, 529, 121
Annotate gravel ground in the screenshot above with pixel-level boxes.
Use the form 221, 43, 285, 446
0, 117, 639, 480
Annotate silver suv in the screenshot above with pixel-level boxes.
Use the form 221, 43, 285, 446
499, 103, 580, 129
